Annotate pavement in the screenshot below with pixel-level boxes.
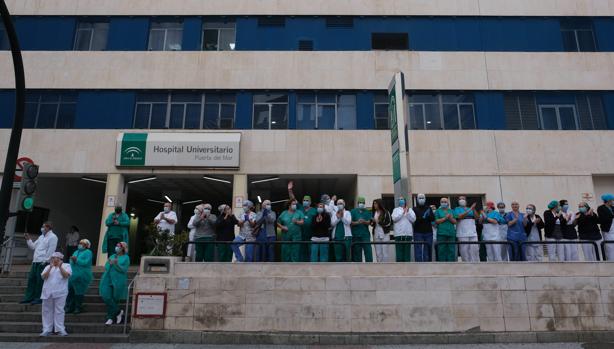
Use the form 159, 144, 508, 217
0, 343, 611, 349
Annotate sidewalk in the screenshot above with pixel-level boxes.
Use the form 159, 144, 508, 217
0, 343, 599, 349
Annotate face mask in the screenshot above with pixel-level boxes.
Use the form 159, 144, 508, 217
78, 245, 85, 251
194, 209, 200, 215
163, 207, 171, 213
562, 205, 569, 212
115, 208, 122, 214
337, 204, 344, 210
40, 227, 46, 234
115, 246, 121, 253
317, 207, 324, 214
440, 203, 448, 209
417, 198, 426, 205
399, 200, 406, 207
358, 203, 365, 209
458, 200, 467, 207
265, 205, 271, 210
579, 207, 588, 214
526, 209, 534, 215
291, 204, 297, 211
555, 208, 561, 213
303, 201, 310, 207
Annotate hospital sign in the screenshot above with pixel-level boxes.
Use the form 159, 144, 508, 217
116, 132, 241, 168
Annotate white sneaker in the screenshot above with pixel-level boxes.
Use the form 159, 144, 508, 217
39, 331, 51, 337
58, 331, 68, 336
105, 319, 113, 325
116, 309, 124, 324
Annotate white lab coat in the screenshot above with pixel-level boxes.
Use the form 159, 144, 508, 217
155, 211, 177, 235
331, 210, 352, 238
187, 215, 197, 260
27, 231, 58, 263
392, 207, 416, 237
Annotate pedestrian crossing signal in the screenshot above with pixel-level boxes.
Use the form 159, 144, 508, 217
17, 163, 38, 212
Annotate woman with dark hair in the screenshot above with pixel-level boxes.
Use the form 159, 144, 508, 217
560, 199, 579, 261
576, 202, 602, 261
543, 200, 566, 262
523, 204, 544, 262
277, 198, 304, 262
371, 199, 392, 262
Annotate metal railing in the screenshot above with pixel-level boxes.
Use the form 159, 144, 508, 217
182, 240, 349, 262
522, 240, 601, 261
123, 277, 136, 335
601, 240, 614, 261
350, 241, 431, 262
434, 240, 516, 262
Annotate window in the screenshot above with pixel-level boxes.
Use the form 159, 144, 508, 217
24, 92, 78, 129
0, 25, 8, 50
371, 33, 409, 50
504, 94, 540, 130
296, 93, 356, 130
148, 21, 183, 51
134, 92, 236, 129
538, 104, 578, 130
326, 17, 353, 28
561, 19, 596, 52
409, 93, 476, 130
373, 94, 390, 130
298, 40, 313, 51
73, 21, 109, 51
203, 22, 235, 51
257, 17, 285, 27
253, 94, 288, 129
204, 94, 236, 129
576, 94, 608, 130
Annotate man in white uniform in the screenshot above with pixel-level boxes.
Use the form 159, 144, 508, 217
154, 202, 177, 235
40, 252, 72, 336
21, 221, 58, 305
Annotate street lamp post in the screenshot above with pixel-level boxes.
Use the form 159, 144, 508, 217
0, 0, 26, 245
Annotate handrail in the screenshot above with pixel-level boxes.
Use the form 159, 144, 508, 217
123, 276, 136, 335
434, 240, 516, 262
522, 240, 601, 261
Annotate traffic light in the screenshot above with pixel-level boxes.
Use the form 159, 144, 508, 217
17, 163, 38, 212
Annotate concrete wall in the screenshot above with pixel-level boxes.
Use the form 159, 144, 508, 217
2, 129, 614, 210
1, 52, 613, 90
7, 0, 614, 16
133, 259, 614, 334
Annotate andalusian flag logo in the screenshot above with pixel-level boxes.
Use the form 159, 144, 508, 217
119, 133, 147, 166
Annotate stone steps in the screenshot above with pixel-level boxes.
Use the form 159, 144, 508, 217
0, 302, 118, 313
0, 267, 136, 343
0, 285, 100, 295
0, 321, 127, 334
0, 311, 130, 323
0, 332, 129, 343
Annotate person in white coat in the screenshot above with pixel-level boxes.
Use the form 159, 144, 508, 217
454, 196, 480, 262
331, 199, 352, 262
186, 205, 200, 261
40, 252, 72, 337
21, 222, 58, 305
391, 196, 416, 262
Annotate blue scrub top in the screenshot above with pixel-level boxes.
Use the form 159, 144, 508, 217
505, 211, 526, 240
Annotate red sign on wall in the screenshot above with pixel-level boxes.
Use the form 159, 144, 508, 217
14, 157, 34, 182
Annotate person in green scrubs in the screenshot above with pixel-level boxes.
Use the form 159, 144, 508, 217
102, 206, 129, 256
277, 199, 305, 262
298, 196, 317, 261
99, 241, 130, 325
66, 239, 93, 314
287, 181, 318, 261
434, 198, 458, 262
351, 196, 373, 262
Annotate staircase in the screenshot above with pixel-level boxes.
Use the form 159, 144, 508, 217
0, 265, 137, 343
